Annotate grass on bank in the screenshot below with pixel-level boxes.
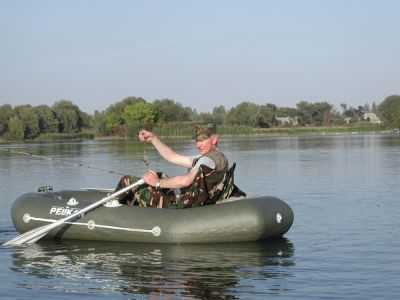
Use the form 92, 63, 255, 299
252, 122, 388, 136
153, 122, 388, 138
35, 132, 95, 141
0, 122, 394, 142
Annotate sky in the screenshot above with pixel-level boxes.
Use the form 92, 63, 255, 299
1, 0, 399, 114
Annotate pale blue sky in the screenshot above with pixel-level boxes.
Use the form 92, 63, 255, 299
1, 0, 399, 113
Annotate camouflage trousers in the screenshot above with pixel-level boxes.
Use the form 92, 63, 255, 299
114, 173, 176, 208
114, 164, 237, 209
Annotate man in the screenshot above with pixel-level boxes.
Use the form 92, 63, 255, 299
116, 123, 234, 208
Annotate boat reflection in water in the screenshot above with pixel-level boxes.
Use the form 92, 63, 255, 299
11, 238, 294, 298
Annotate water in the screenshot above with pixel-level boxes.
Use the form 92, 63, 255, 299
1, 134, 399, 299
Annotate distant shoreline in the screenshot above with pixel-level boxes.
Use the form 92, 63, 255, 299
1, 125, 398, 143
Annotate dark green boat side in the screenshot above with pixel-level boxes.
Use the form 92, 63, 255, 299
10, 189, 294, 244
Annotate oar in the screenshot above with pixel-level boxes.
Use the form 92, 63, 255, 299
2, 179, 145, 246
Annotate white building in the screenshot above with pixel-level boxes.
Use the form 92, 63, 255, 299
363, 112, 381, 124
276, 116, 298, 126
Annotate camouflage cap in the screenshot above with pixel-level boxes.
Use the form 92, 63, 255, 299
193, 123, 217, 141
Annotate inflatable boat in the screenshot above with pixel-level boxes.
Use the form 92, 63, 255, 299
9, 187, 294, 244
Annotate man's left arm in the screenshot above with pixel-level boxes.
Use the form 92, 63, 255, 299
142, 169, 197, 189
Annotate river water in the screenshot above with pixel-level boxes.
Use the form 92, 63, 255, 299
0, 134, 399, 299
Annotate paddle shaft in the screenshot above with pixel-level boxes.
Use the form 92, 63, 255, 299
3, 179, 145, 246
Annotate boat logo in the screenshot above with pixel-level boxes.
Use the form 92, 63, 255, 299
276, 213, 283, 224
66, 197, 79, 206
49, 206, 80, 216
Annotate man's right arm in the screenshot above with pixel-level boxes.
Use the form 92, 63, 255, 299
139, 130, 192, 168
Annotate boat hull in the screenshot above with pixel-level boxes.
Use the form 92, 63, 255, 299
10, 190, 294, 243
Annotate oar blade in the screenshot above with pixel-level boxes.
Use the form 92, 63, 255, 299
2, 179, 145, 246
2, 225, 49, 246
24, 232, 48, 244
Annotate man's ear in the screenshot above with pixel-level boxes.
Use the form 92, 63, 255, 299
211, 134, 218, 145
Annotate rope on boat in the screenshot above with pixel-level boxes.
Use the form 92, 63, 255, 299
23, 214, 161, 236
0, 147, 126, 176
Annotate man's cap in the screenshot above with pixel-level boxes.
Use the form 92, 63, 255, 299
193, 123, 217, 141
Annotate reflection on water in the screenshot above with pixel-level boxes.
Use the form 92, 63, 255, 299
10, 238, 294, 298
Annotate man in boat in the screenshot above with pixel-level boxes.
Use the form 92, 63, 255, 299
115, 123, 241, 208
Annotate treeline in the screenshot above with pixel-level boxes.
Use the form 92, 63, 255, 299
0, 100, 92, 140
92, 95, 399, 137
1, 95, 400, 140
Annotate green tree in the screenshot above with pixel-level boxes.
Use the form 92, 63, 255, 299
106, 112, 123, 133
122, 102, 158, 137
106, 101, 127, 118
277, 107, 298, 118
14, 105, 39, 139
296, 101, 313, 125
226, 102, 268, 127
260, 103, 278, 127
378, 95, 400, 128
79, 111, 93, 130
212, 106, 226, 125
225, 103, 245, 126
192, 112, 214, 123
0, 104, 15, 136
35, 105, 58, 133
52, 100, 82, 133
153, 99, 191, 122
343, 105, 364, 122
101, 97, 146, 133
297, 101, 333, 126
330, 110, 345, 126
92, 111, 109, 136
122, 102, 157, 124
121, 96, 147, 107
6, 116, 24, 140
314, 102, 334, 125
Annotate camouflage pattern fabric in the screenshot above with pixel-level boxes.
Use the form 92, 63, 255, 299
114, 164, 238, 209
172, 164, 235, 208
135, 184, 176, 208
113, 175, 142, 205
193, 123, 217, 141
114, 173, 175, 208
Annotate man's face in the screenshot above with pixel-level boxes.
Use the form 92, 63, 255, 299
195, 134, 217, 155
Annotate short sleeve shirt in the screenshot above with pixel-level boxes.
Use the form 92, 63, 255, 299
189, 155, 215, 172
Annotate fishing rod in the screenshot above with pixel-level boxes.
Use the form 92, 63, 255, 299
1, 147, 127, 176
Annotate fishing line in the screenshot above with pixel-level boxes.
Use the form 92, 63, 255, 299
1, 147, 126, 176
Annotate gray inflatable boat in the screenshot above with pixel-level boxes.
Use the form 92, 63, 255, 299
10, 188, 294, 243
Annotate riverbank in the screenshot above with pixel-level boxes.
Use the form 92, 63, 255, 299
2, 124, 399, 143
251, 125, 397, 136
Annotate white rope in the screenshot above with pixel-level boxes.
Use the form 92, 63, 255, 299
23, 214, 161, 236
